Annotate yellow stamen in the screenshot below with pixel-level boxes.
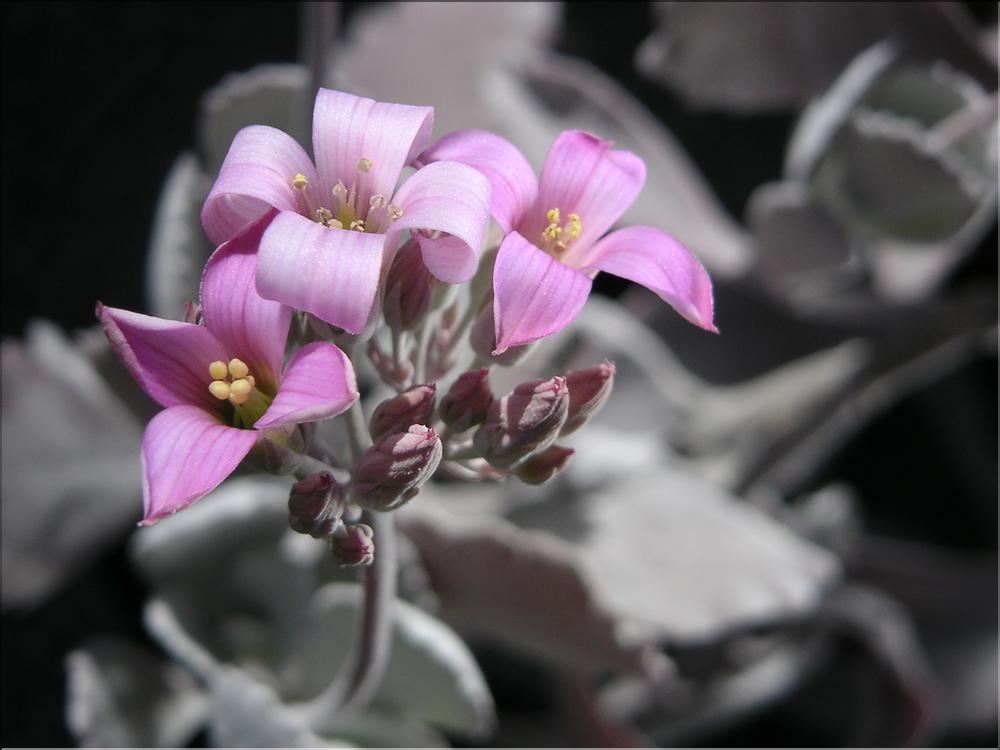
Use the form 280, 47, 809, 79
246, 375, 255, 387
291, 173, 309, 190
229, 392, 249, 407
228, 358, 249, 379
316, 207, 334, 224
208, 360, 228, 380
547, 207, 561, 223
209, 380, 231, 400
369, 194, 385, 209
326, 217, 344, 230
230, 378, 252, 397
357, 158, 372, 173
350, 219, 366, 232
388, 204, 403, 221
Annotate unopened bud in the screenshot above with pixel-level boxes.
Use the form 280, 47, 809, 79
351, 425, 443, 511
439, 368, 493, 432
562, 360, 616, 435
470, 304, 529, 366
515, 445, 575, 485
473, 377, 569, 469
332, 523, 374, 566
369, 384, 436, 443
384, 239, 435, 331
288, 471, 345, 538
368, 338, 414, 391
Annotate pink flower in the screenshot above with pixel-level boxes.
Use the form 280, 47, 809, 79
98, 217, 359, 525
417, 129, 717, 353
201, 88, 491, 334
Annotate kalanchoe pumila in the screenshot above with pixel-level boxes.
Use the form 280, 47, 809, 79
368, 384, 437, 443
332, 523, 376, 567
383, 238, 437, 332
562, 360, 616, 435
288, 471, 346, 538
98, 218, 359, 525
515, 445, 576, 485
201, 88, 492, 334
417, 129, 718, 353
439, 368, 494, 432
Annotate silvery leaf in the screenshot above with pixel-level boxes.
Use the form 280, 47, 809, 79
145, 152, 215, 320
2, 321, 142, 609
65, 636, 207, 748
507, 467, 840, 646
289, 583, 496, 738
636, 3, 994, 113
328, 1, 558, 136
198, 63, 311, 174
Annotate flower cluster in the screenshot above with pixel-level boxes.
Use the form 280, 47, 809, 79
98, 88, 716, 560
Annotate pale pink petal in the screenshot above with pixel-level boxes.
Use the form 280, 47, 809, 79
140, 405, 258, 525
199, 213, 292, 393
255, 210, 385, 334
254, 342, 359, 428
493, 232, 592, 354
201, 125, 320, 246
97, 304, 228, 412
312, 88, 433, 212
578, 226, 717, 332
519, 130, 646, 262
415, 129, 538, 232
388, 161, 491, 283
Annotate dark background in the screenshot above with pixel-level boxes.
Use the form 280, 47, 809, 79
2, 2, 996, 747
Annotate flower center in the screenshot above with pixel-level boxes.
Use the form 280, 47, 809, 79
291, 158, 404, 234
538, 207, 582, 256
207, 358, 273, 429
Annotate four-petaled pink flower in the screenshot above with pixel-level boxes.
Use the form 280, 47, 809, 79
417, 129, 717, 353
98, 218, 359, 525
201, 88, 491, 334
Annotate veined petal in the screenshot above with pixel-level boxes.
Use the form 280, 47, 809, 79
97, 304, 228, 412
521, 130, 646, 261
141, 405, 258, 525
312, 88, 433, 212
201, 125, 320, 246
415, 129, 538, 233
254, 342, 359, 428
200, 213, 291, 393
493, 232, 592, 354
389, 161, 491, 283
255, 211, 385, 334
578, 226, 717, 332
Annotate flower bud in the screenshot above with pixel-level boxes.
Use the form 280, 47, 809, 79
515, 445, 575, 485
332, 523, 375, 566
439, 368, 493, 432
369, 384, 436, 443
351, 425, 443, 511
288, 471, 345, 538
384, 239, 435, 331
367, 338, 414, 391
562, 360, 616, 435
473, 377, 569, 469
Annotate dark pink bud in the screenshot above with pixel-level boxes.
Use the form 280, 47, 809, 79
562, 360, 616, 435
439, 368, 493, 432
369, 383, 437, 443
384, 239, 435, 331
351, 425, 443, 511
332, 523, 375, 566
288, 471, 345, 538
515, 445, 575, 485
470, 304, 529, 366
473, 377, 569, 469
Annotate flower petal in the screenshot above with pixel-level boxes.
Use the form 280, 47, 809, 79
389, 161, 491, 283
97, 303, 228, 412
201, 125, 320, 246
520, 130, 646, 262
141, 405, 258, 525
578, 226, 717, 332
200, 213, 291, 393
255, 211, 386, 334
312, 88, 433, 212
492, 232, 592, 354
415, 129, 538, 233
254, 342, 359, 429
